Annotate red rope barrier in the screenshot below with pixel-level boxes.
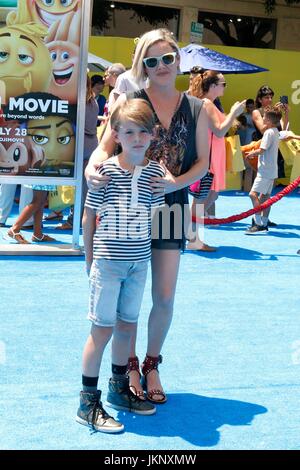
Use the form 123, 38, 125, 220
192, 176, 300, 225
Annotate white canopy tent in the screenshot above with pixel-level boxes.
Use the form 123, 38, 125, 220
87, 53, 112, 72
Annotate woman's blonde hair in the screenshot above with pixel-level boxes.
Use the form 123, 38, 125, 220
131, 28, 179, 83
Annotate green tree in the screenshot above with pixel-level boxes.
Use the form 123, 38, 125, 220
264, 0, 300, 12
92, 1, 178, 31
198, 13, 276, 48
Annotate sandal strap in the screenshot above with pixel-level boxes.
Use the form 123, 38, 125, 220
127, 356, 140, 374
147, 388, 166, 402
7, 230, 28, 243
141, 354, 163, 377
32, 234, 44, 241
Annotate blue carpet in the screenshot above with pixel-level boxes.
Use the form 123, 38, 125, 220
0, 189, 300, 450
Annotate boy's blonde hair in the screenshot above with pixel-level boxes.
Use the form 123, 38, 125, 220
110, 99, 155, 133
131, 28, 179, 83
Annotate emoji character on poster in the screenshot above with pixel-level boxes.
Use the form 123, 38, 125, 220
0, 122, 44, 175
0, 23, 52, 102
14, 92, 77, 173
45, 9, 80, 103
7, 0, 81, 28
26, 114, 75, 169
0, 140, 29, 174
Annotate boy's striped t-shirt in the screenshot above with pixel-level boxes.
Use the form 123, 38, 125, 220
85, 158, 165, 261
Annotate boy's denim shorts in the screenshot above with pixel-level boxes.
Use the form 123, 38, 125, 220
88, 258, 148, 327
251, 175, 274, 195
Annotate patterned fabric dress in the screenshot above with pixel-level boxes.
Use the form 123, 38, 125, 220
130, 90, 203, 249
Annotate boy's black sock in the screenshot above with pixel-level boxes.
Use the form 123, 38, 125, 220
111, 364, 127, 380
82, 375, 99, 393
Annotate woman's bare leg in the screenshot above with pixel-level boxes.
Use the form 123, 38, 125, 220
11, 190, 44, 232
144, 248, 181, 400
33, 192, 48, 238
187, 198, 216, 251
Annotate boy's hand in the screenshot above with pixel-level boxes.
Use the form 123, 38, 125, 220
245, 151, 257, 159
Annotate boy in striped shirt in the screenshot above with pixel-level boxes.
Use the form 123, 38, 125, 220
77, 99, 165, 433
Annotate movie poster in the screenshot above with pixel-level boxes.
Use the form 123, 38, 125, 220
0, 0, 82, 178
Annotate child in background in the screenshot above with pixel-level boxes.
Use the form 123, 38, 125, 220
245, 107, 282, 234
77, 99, 165, 433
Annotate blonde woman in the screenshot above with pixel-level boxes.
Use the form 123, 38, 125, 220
85, 29, 209, 404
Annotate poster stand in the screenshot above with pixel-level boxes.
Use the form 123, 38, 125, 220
0, 0, 91, 256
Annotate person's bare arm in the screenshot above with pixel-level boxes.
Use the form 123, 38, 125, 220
206, 99, 246, 138
252, 109, 266, 135
82, 207, 96, 275
284, 133, 300, 141
245, 147, 264, 158
278, 103, 289, 130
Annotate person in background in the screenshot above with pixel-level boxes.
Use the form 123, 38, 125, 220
0, 185, 33, 228
103, 63, 126, 117
237, 98, 256, 192
245, 107, 282, 234
55, 75, 100, 230
243, 99, 256, 145
91, 75, 106, 124
186, 66, 204, 95
187, 70, 245, 250
110, 39, 148, 108
252, 85, 289, 182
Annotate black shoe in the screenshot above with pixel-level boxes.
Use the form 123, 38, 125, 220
245, 225, 268, 235
106, 376, 156, 415
267, 220, 277, 227
76, 390, 124, 433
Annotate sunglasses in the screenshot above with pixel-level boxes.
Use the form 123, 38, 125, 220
143, 52, 177, 69
218, 82, 227, 87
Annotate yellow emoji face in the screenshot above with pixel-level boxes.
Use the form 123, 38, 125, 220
0, 26, 52, 101
27, 115, 75, 165
32, 0, 80, 26
47, 41, 79, 103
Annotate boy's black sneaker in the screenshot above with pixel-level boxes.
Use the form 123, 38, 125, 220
245, 225, 268, 235
76, 390, 124, 433
106, 377, 156, 415
267, 220, 277, 227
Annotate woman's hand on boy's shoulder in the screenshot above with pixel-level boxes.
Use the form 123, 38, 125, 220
151, 162, 178, 195
85, 162, 111, 192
